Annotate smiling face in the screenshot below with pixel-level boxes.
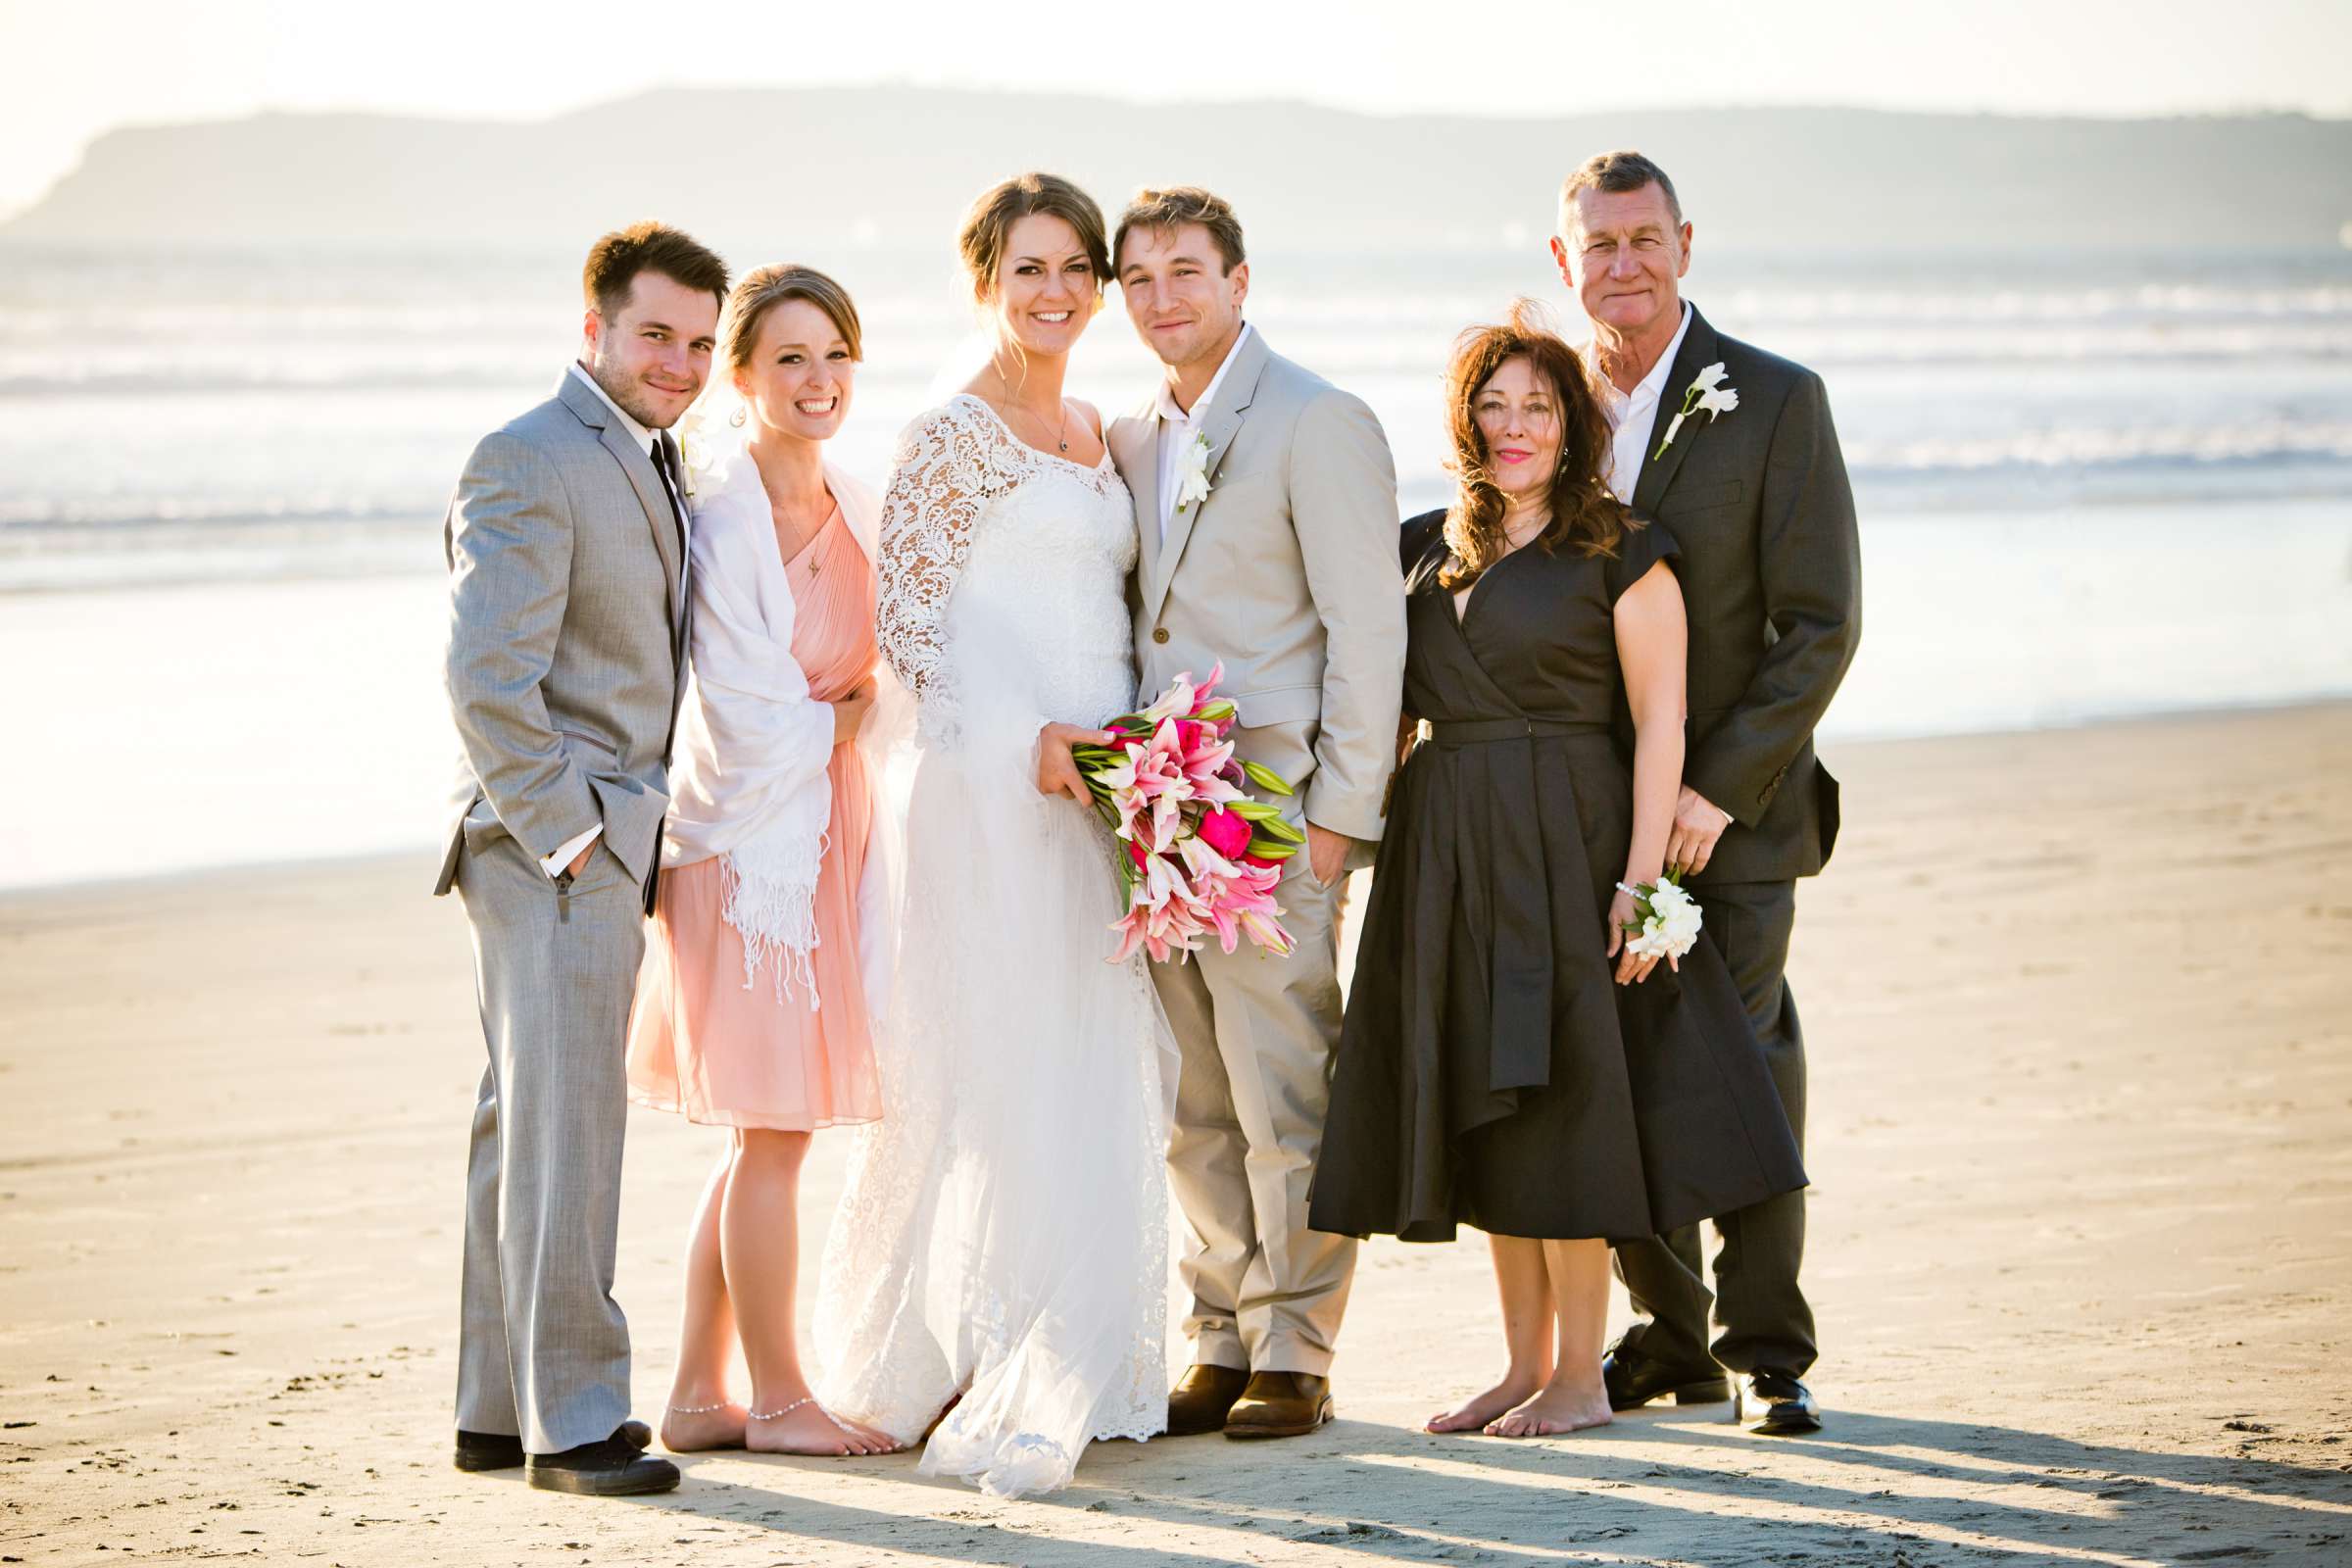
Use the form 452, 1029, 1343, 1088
734, 297, 855, 444
582, 269, 720, 429
1473, 356, 1563, 504
1116, 220, 1249, 373
1552, 182, 1691, 340
984, 213, 1099, 358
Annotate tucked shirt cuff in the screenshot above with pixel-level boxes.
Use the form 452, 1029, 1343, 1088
541, 823, 602, 878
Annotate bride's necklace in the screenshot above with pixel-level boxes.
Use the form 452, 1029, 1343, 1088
998, 391, 1069, 455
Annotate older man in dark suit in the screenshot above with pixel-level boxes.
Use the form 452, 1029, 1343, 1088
1553, 150, 1860, 1436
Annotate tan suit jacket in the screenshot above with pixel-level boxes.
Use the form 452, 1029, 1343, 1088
1112, 328, 1406, 844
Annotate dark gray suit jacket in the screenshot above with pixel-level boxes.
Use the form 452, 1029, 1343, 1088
1630, 304, 1859, 887
434, 370, 689, 902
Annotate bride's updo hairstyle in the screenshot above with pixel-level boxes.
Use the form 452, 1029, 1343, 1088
720, 263, 863, 378
956, 172, 1110, 306
1438, 298, 1634, 592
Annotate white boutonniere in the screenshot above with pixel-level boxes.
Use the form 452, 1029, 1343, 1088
1653, 362, 1739, 461
1174, 431, 1213, 514
673, 404, 718, 500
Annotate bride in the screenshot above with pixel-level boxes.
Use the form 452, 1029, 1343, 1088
813, 172, 1176, 1497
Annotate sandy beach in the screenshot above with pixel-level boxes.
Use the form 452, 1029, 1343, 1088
3, 703, 2349, 1567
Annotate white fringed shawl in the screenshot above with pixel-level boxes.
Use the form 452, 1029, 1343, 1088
660, 444, 893, 1013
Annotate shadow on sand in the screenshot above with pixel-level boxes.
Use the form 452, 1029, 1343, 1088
592, 1407, 2352, 1565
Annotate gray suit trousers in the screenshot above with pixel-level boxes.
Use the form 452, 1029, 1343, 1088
453, 835, 643, 1452
1612, 879, 1818, 1378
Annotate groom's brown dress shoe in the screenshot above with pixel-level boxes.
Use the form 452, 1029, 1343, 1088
1222, 1371, 1333, 1440
455, 1420, 652, 1472
1165, 1364, 1251, 1436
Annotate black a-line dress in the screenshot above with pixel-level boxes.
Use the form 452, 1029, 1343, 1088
1308, 510, 1807, 1245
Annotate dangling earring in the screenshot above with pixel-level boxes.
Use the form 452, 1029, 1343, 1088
728, 407, 747, 428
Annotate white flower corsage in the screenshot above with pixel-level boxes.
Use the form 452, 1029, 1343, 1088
1652, 362, 1739, 461
1615, 873, 1703, 960
1174, 431, 1213, 514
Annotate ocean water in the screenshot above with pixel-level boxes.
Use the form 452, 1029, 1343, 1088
1, 242, 2348, 887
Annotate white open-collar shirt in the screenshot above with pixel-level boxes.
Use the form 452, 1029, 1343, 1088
1152, 321, 1255, 542
1587, 302, 1692, 504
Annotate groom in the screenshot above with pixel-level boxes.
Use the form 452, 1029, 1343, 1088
1104, 186, 1406, 1439
435, 221, 726, 1494
1554, 151, 1860, 1435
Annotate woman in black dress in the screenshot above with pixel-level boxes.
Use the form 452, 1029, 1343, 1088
1308, 302, 1804, 1438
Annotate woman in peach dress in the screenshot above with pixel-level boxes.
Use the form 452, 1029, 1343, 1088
624, 265, 900, 1457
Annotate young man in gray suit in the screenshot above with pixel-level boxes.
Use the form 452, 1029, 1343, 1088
435, 222, 726, 1494
1102, 187, 1407, 1440
1554, 152, 1860, 1436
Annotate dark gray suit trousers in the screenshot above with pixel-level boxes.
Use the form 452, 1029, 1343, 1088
1613, 878, 1817, 1378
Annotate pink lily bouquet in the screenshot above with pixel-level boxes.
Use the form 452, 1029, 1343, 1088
1075, 663, 1305, 963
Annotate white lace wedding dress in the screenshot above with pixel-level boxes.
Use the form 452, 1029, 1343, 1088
813, 394, 1175, 1497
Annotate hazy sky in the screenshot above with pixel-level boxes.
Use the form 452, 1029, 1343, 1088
4, 0, 2345, 220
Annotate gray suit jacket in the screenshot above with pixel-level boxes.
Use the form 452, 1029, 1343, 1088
1110, 330, 1407, 845
1630, 304, 1861, 886
434, 369, 689, 899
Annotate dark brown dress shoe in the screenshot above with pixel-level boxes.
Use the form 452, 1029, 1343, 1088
455, 1419, 651, 1472
1165, 1364, 1251, 1436
1222, 1371, 1333, 1440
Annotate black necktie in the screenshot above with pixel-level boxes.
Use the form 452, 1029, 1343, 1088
651, 432, 688, 558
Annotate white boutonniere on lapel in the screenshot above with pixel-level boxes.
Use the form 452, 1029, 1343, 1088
1174, 431, 1214, 515
1653, 362, 1740, 461
674, 404, 717, 500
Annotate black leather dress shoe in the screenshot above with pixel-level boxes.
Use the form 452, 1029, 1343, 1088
1600, 1342, 1731, 1411
456, 1420, 652, 1473
524, 1436, 680, 1495
1740, 1369, 1822, 1435
1165, 1364, 1251, 1436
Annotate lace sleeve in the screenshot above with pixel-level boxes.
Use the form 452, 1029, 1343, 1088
876, 400, 1012, 706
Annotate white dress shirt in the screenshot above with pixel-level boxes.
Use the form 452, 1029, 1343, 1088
1587, 302, 1692, 505
541, 364, 692, 878
1152, 321, 1255, 542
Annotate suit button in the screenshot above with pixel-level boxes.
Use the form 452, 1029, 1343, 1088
1152, 628, 1170, 644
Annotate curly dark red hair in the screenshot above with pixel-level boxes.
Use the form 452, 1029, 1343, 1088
1439, 298, 1637, 591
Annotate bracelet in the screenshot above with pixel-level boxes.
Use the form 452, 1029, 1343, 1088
667, 1400, 731, 1415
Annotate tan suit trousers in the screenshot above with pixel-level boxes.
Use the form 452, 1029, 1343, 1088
1153, 861, 1356, 1375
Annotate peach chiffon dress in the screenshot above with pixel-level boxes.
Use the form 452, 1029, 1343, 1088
626, 505, 883, 1130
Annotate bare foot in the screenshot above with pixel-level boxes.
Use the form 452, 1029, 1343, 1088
1426, 1369, 1548, 1433
1486, 1380, 1613, 1439
661, 1400, 749, 1452
748, 1398, 894, 1457
831, 1412, 906, 1453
